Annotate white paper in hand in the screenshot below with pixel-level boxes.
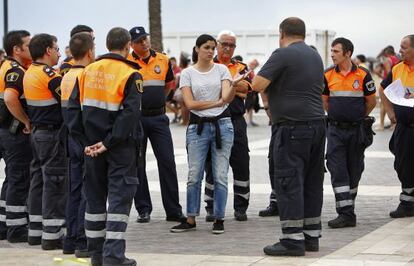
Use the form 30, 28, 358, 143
384, 79, 414, 108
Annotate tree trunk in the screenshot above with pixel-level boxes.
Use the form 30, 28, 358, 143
148, 0, 163, 52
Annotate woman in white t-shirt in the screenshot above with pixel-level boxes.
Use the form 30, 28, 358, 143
170, 34, 239, 234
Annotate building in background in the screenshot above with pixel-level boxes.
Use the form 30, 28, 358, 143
163, 29, 336, 67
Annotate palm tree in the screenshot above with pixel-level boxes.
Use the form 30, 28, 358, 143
148, 0, 163, 52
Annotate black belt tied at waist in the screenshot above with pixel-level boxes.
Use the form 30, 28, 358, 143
142, 106, 165, 117
189, 110, 231, 149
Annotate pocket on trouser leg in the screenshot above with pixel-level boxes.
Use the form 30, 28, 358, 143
44, 167, 67, 193
274, 168, 297, 196
123, 176, 139, 200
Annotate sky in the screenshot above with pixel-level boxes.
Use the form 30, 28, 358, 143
0, 0, 412, 58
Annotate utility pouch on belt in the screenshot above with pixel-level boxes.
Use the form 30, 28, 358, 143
0, 100, 11, 124
363, 116, 376, 148
8, 117, 23, 135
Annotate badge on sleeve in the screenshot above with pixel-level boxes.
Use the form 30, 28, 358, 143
365, 80, 376, 92
43, 66, 56, 77
6, 72, 19, 82
135, 80, 143, 93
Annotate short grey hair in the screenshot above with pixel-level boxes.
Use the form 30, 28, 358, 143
217, 30, 236, 41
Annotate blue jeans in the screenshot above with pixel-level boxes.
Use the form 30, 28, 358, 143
186, 117, 234, 219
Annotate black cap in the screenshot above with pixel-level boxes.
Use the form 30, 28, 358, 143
129, 26, 149, 42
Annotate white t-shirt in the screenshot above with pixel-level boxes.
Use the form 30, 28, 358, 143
179, 63, 232, 117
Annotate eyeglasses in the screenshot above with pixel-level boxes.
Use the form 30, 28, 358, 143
218, 41, 236, 49
50, 46, 60, 52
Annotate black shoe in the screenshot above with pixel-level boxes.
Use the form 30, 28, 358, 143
234, 211, 247, 221
8, 233, 28, 243
170, 221, 196, 233
0, 230, 6, 240
212, 220, 224, 234
305, 239, 319, 252
328, 214, 356, 228
166, 213, 187, 222
91, 256, 103, 266
42, 239, 63, 250
103, 258, 137, 266
62, 249, 75, 255
263, 242, 305, 256
75, 249, 91, 258
205, 210, 215, 222
28, 236, 41, 246
390, 205, 414, 218
259, 205, 279, 217
136, 213, 150, 223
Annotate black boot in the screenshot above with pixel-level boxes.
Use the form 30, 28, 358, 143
258, 204, 279, 217
328, 214, 356, 228
263, 242, 305, 256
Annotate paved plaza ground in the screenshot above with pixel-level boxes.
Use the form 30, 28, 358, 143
1, 109, 414, 265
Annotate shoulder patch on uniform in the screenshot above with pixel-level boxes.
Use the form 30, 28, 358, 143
365, 80, 376, 92
6, 72, 19, 82
135, 79, 143, 93
43, 66, 56, 77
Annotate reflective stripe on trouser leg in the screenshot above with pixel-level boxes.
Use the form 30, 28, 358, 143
229, 116, 250, 212
103, 142, 137, 264
28, 142, 43, 244
280, 219, 304, 241
303, 216, 321, 239
0, 184, 7, 234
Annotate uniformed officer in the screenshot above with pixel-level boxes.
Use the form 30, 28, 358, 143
253, 17, 326, 256
0, 30, 33, 243
256, 92, 280, 217
380, 35, 414, 218
23, 33, 67, 250
127, 26, 183, 223
203, 30, 251, 222
59, 25, 94, 77
60, 32, 95, 257
323, 38, 376, 228
67, 27, 142, 266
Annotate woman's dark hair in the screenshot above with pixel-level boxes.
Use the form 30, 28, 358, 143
192, 34, 216, 63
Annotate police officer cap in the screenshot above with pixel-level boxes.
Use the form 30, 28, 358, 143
130, 26, 149, 42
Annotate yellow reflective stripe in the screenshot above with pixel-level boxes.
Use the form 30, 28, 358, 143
330, 91, 364, 97
281, 219, 303, 228
281, 233, 304, 240
43, 219, 65, 226
26, 98, 58, 106
107, 214, 129, 223
6, 217, 28, 226
6, 205, 27, 213
85, 212, 107, 222
29, 229, 42, 237
83, 98, 121, 111
333, 186, 350, 194
29, 215, 42, 222
85, 229, 106, 238
106, 231, 125, 240
304, 217, 321, 225
42, 230, 64, 240
143, 80, 165, 87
